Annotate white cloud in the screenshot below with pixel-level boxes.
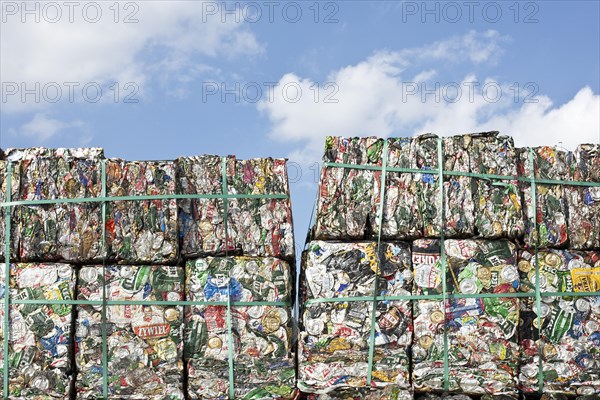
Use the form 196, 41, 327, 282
1, 1, 262, 112
13, 113, 85, 142
259, 31, 599, 166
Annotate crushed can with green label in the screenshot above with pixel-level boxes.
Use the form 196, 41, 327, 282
298, 241, 412, 396
185, 256, 295, 399
75, 265, 184, 399
0, 263, 75, 399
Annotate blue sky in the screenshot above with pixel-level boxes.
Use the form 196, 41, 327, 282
1, 0, 599, 257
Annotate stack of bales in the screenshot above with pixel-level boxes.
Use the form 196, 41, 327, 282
0, 149, 296, 399
301, 132, 599, 398
179, 156, 296, 399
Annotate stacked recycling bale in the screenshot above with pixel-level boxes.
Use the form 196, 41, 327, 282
0, 262, 75, 399
302, 132, 599, 398
516, 145, 600, 397
412, 239, 520, 395
178, 155, 296, 399
300, 137, 414, 399
0, 149, 296, 399
0, 148, 105, 400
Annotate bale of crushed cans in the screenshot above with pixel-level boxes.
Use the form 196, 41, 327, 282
411, 239, 520, 396
518, 249, 600, 396
3, 148, 105, 262
313, 133, 524, 242
75, 265, 184, 399
105, 159, 179, 264
184, 256, 295, 399
0, 262, 75, 399
566, 144, 600, 250
298, 241, 413, 398
177, 156, 294, 261
518, 146, 571, 248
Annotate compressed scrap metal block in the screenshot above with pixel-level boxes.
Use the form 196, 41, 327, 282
415, 394, 518, 400
412, 239, 520, 396
177, 156, 294, 260
518, 249, 600, 396
518, 146, 571, 248
6, 148, 105, 262
313, 137, 382, 240
316, 134, 525, 241
298, 241, 412, 395
184, 256, 295, 399
469, 133, 523, 239
75, 265, 184, 399
566, 144, 600, 249
0, 263, 75, 399
105, 160, 178, 263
